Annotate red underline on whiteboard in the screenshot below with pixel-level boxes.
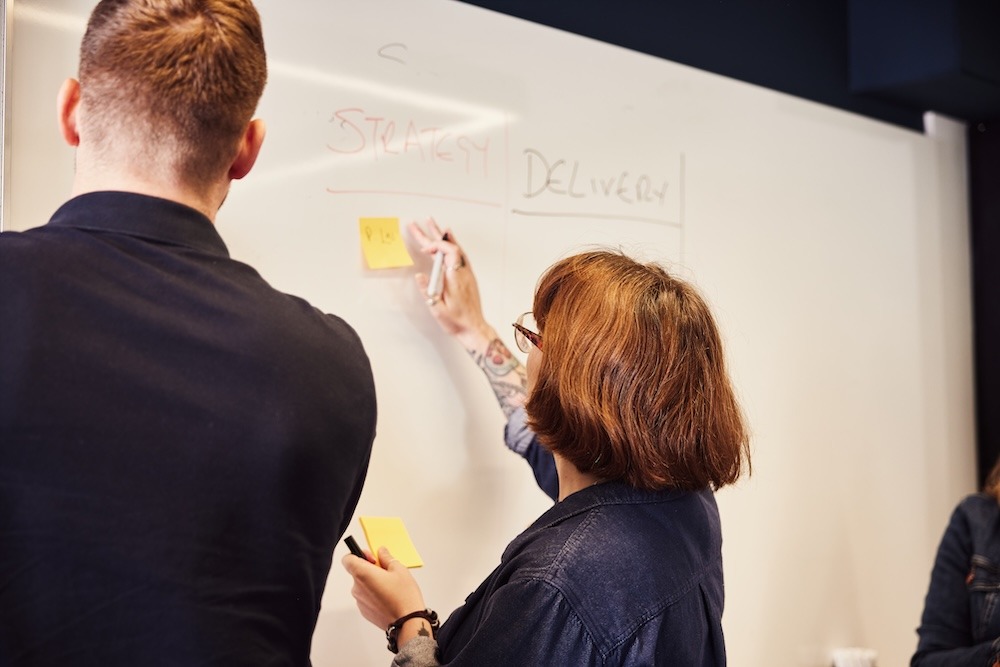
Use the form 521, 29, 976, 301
511, 209, 681, 228
326, 189, 503, 208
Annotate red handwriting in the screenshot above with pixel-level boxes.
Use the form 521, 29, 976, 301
328, 108, 491, 177
523, 148, 668, 206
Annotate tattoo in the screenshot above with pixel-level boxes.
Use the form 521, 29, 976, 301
470, 337, 528, 418
491, 381, 529, 418
418, 622, 430, 638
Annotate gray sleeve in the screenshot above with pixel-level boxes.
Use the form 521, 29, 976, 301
502, 405, 559, 500
503, 405, 534, 456
391, 636, 440, 667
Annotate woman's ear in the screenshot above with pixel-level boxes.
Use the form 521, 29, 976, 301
56, 78, 82, 147
228, 118, 266, 180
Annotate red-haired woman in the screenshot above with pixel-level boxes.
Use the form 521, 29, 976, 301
343, 221, 751, 666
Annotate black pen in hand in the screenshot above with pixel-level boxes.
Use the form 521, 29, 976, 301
344, 535, 374, 563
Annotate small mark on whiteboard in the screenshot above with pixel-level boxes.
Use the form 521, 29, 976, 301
379, 43, 407, 64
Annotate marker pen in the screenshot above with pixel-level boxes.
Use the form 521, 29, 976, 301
344, 535, 366, 560
426, 250, 445, 300
426, 232, 451, 300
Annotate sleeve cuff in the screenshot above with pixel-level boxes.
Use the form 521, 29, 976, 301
392, 636, 440, 666
504, 405, 534, 457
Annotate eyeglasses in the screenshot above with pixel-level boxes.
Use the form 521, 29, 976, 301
512, 312, 542, 353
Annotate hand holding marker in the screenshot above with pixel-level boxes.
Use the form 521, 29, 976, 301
344, 535, 373, 563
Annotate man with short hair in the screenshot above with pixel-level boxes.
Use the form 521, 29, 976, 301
0, 1, 377, 664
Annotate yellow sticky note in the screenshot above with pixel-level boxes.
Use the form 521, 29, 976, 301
359, 516, 424, 568
359, 217, 413, 269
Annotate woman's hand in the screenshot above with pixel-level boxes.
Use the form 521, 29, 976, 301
408, 219, 494, 349
342, 546, 427, 631
408, 218, 528, 419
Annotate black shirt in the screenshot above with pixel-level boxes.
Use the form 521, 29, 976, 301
0, 192, 377, 666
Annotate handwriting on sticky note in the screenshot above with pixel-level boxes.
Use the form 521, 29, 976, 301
359, 516, 423, 568
359, 217, 413, 269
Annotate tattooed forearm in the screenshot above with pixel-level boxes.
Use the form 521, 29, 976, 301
488, 381, 528, 418
469, 337, 528, 418
417, 622, 430, 638
481, 338, 521, 376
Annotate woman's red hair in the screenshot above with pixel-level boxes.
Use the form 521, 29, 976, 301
526, 251, 750, 491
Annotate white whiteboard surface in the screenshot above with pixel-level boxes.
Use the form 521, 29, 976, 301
4, 1, 977, 665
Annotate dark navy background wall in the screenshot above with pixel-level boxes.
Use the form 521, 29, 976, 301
459, 0, 924, 129
458, 0, 1000, 127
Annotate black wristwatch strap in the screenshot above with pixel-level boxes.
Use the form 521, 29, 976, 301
386, 608, 439, 653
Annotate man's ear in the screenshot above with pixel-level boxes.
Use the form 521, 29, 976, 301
56, 78, 81, 147
228, 118, 266, 180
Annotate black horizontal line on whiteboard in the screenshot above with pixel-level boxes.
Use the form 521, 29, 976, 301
326, 188, 503, 208
511, 209, 681, 228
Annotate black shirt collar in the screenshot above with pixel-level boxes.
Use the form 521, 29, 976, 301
47, 191, 230, 257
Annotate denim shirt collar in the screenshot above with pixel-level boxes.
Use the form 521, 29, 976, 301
505, 481, 695, 557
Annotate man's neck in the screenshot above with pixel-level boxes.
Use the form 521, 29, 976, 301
70, 170, 225, 223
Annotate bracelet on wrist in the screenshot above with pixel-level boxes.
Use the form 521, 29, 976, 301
386, 608, 439, 654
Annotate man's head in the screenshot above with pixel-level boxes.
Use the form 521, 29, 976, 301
72, 0, 267, 194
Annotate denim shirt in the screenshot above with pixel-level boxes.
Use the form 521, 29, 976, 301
392, 411, 727, 666
397, 482, 726, 666
912, 494, 1000, 666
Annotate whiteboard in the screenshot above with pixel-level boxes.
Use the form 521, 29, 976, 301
3, 2, 977, 665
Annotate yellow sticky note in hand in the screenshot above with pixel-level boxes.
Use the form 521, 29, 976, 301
359, 516, 423, 568
359, 217, 414, 269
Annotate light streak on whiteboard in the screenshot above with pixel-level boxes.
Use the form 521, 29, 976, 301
255, 61, 509, 185
268, 60, 509, 125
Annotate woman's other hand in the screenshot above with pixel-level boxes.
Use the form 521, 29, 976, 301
342, 546, 427, 631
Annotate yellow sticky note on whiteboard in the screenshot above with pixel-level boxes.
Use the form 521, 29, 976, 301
359, 217, 413, 269
359, 516, 423, 568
